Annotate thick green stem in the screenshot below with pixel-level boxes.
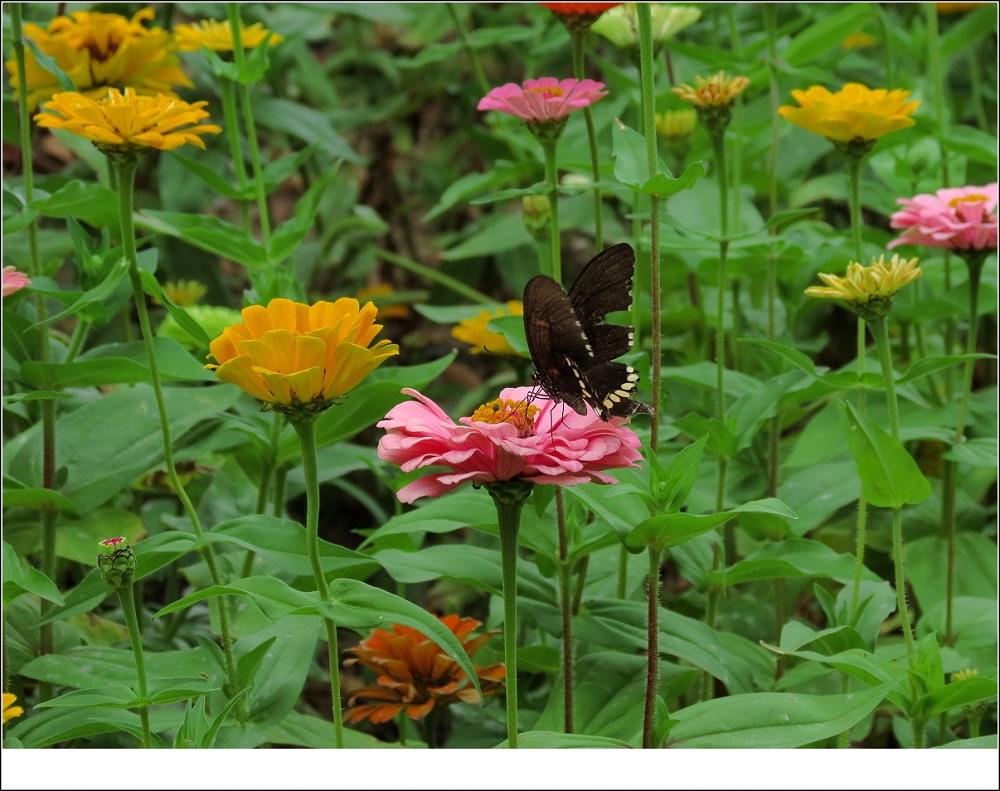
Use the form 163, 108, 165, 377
491, 488, 529, 749
114, 160, 241, 716
642, 546, 662, 748
541, 140, 562, 283
374, 248, 493, 305
870, 318, 901, 441
570, 29, 603, 250
219, 78, 251, 232
555, 489, 573, 734
228, 4, 271, 245
446, 3, 490, 98
637, 3, 661, 451
292, 418, 344, 748
118, 586, 151, 748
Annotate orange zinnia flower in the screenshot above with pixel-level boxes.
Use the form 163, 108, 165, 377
344, 615, 505, 724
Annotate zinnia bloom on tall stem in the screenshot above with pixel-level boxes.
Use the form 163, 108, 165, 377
208, 297, 399, 418
345, 615, 505, 734
6, 8, 191, 110
888, 184, 998, 251
2, 266, 31, 297
478, 77, 607, 127
540, 2, 623, 33
805, 254, 922, 320
174, 18, 283, 51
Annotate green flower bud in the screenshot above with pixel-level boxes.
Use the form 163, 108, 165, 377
97, 537, 135, 591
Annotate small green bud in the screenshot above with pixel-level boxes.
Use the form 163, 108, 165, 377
522, 194, 552, 237
97, 537, 136, 591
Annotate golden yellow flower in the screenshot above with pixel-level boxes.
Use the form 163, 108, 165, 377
842, 32, 877, 50
952, 668, 978, 682
805, 254, 922, 318
35, 88, 221, 154
779, 83, 920, 144
174, 19, 284, 52
2, 693, 24, 724
357, 284, 409, 320
672, 71, 750, 109
207, 297, 399, 417
158, 280, 207, 306
655, 109, 697, 141
451, 301, 525, 357
6, 8, 192, 111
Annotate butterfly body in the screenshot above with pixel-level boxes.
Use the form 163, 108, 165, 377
523, 243, 652, 421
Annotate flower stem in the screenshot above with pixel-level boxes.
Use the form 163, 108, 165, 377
642, 546, 661, 748
541, 140, 562, 283
446, 3, 490, 98
555, 489, 573, 734
374, 247, 494, 305
891, 504, 917, 667
570, 28, 603, 250
114, 159, 242, 717
870, 318, 901, 441
616, 544, 629, 599
637, 3, 661, 451
489, 486, 530, 748
118, 585, 151, 748
228, 3, 271, 246
292, 418, 344, 748
219, 77, 251, 232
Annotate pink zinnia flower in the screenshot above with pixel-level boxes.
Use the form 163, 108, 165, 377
477, 78, 607, 123
888, 183, 998, 251
377, 387, 643, 503
2, 266, 31, 297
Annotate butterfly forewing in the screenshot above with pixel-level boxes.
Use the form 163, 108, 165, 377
567, 243, 636, 327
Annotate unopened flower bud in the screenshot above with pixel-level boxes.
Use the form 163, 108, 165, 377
97, 537, 135, 591
522, 194, 553, 237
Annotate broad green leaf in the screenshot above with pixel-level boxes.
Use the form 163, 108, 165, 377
261, 710, 400, 749
54, 508, 144, 565
6, 708, 184, 748
943, 125, 998, 168
897, 354, 995, 385
715, 538, 882, 586
470, 182, 549, 205
781, 3, 873, 66
496, 732, 631, 749
612, 121, 667, 190
27, 257, 128, 330
268, 165, 341, 262
168, 152, 243, 199
667, 682, 897, 748
239, 615, 320, 727
934, 736, 999, 749
1, 488, 78, 515
139, 271, 212, 349
358, 489, 494, 549
251, 97, 361, 163
840, 401, 931, 508
135, 210, 268, 269
658, 435, 708, 515
943, 438, 998, 468
18, 645, 213, 691
640, 160, 705, 197
424, 170, 506, 221
35, 685, 139, 710
913, 677, 998, 719
3, 541, 64, 606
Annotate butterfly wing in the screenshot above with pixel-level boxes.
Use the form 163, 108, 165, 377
568, 243, 636, 362
580, 362, 654, 420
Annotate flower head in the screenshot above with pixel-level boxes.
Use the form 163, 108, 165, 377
888, 184, 998, 252
345, 614, 505, 724
378, 386, 643, 503
207, 297, 399, 419
6, 8, 192, 110
452, 302, 525, 357
655, 108, 697, 141
672, 71, 749, 135
35, 88, 221, 156
540, 3, 623, 33
779, 83, 920, 154
174, 19, 283, 52
842, 32, 878, 50
478, 77, 607, 134
805, 254, 922, 320
2, 693, 24, 725
158, 279, 207, 306
3, 266, 31, 297
591, 3, 701, 48
97, 536, 136, 591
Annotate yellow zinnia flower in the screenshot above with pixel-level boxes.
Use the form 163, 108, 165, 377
805, 254, 922, 319
655, 109, 697, 141
207, 298, 399, 417
779, 83, 920, 146
174, 19, 284, 52
35, 88, 221, 154
6, 8, 192, 111
159, 280, 207, 306
672, 71, 750, 109
2, 693, 24, 724
451, 301, 525, 357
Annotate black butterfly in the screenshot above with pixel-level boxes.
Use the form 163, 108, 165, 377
523, 243, 653, 421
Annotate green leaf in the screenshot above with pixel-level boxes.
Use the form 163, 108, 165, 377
659, 435, 708, 514
168, 152, 243, 199
261, 710, 399, 748
54, 508, 144, 565
28, 255, 129, 330
934, 736, 998, 749
23, 38, 76, 91
3, 541, 64, 607
640, 160, 705, 197
139, 271, 212, 350
1, 487, 78, 515
35, 685, 139, 710
914, 677, 997, 719
424, 170, 510, 221
612, 121, 667, 190
268, 165, 341, 262
943, 438, 997, 468
840, 401, 932, 508
942, 125, 998, 168
496, 732, 631, 749
716, 538, 881, 586
251, 97, 361, 163
781, 3, 874, 66
897, 354, 994, 385
135, 210, 268, 269
469, 182, 549, 205
667, 681, 897, 748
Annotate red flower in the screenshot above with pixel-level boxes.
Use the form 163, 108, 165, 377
344, 615, 505, 724
540, 2, 622, 15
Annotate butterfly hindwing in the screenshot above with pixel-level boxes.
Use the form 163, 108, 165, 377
523, 243, 652, 421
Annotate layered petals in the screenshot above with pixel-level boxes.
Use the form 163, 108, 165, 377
174, 19, 283, 52
378, 387, 643, 503
478, 77, 607, 123
888, 184, 998, 251
207, 297, 398, 416
779, 83, 920, 143
2, 266, 31, 297
345, 615, 505, 724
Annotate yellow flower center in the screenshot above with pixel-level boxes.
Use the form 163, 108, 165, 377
948, 194, 988, 207
528, 86, 566, 98
469, 399, 539, 436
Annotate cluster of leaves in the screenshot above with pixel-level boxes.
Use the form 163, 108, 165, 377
2, 2, 997, 752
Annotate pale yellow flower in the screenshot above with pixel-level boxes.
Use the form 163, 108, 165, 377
2, 693, 24, 724
207, 298, 399, 417
591, 3, 701, 48
805, 254, 922, 318
672, 71, 750, 109
952, 668, 978, 682
655, 109, 697, 140
451, 301, 525, 357
174, 19, 283, 52
35, 88, 221, 154
6, 8, 191, 110
159, 280, 207, 306
779, 83, 919, 144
